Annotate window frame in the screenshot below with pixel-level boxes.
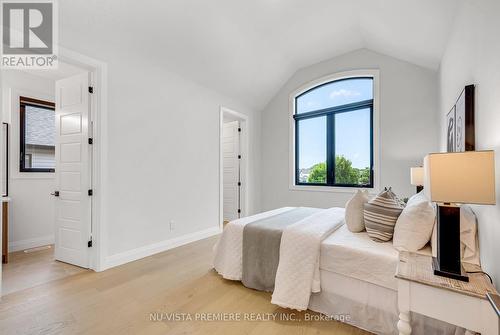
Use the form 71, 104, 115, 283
19, 96, 56, 173
289, 70, 380, 193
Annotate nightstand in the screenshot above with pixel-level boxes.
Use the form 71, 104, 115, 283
396, 251, 499, 335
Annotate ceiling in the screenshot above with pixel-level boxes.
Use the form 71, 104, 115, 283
22, 61, 86, 81
59, 0, 462, 110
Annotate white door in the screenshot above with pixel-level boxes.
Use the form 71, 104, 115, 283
223, 121, 240, 221
54, 73, 91, 268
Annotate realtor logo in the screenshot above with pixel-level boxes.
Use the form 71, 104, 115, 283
1, 0, 58, 68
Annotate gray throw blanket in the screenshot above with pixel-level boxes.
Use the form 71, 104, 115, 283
242, 207, 322, 291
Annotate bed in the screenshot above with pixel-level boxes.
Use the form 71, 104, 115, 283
213, 207, 465, 335
310, 224, 463, 335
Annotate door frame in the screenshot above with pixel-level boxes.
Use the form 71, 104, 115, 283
57, 47, 108, 272
219, 107, 248, 230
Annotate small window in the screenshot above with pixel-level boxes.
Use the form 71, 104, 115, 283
294, 77, 374, 188
20, 97, 56, 172
296, 78, 373, 114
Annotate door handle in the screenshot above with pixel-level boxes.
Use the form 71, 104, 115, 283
51, 191, 60, 197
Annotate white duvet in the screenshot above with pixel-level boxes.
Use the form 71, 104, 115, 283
213, 207, 345, 311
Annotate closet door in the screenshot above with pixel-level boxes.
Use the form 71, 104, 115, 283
54, 73, 91, 268
222, 121, 240, 221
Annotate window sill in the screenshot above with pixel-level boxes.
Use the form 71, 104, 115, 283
11, 172, 55, 180
289, 184, 379, 195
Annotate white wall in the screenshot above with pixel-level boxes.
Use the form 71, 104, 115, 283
1, 71, 56, 251
105, 57, 261, 258
439, 0, 500, 289
261, 49, 439, 210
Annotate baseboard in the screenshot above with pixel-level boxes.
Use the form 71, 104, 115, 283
103, 226, 222, 270
9, 235, 55, 252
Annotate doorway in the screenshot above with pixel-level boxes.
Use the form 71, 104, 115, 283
0, 59, 100, 295
219, 107, 248, 228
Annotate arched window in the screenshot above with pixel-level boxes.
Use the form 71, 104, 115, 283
293, 76, 374, 188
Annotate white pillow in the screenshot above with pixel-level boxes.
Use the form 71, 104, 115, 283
460, 205, 480, 265
406, 190, 428, 206
345, 190, 369, 232
393, 191, 435, 252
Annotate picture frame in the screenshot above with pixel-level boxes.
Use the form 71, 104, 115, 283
2, 122, 9, 197
447, 85, 475, 152
446, 106, 455, 153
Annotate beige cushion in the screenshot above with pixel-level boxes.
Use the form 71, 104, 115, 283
393, 191, 436, 252
364, 188, 404, 242
345, 190, 370, 232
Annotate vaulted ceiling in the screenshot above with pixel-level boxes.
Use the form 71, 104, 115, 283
59, 0, 462, 110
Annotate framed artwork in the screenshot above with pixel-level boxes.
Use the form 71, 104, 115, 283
446, 106, 455, 153
447, 85, 475, 152
2, 123, 8, 197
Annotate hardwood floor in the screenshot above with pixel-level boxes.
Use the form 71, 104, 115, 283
1, 245, 87, 295
0, 236, 370, 335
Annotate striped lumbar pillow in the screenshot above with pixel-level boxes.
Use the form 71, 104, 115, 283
364, 188, 404, 242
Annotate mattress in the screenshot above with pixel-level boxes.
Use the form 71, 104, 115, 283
320, 224, 431, 290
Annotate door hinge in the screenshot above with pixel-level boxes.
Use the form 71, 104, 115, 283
88, 138, 93, 145
88, 189, 93, 196
238, 127, 241, 132
238, 209, 241, 214
238, 155, 241, 159
88, 86, 94, 94
88, 238, 93, 248
237, 182, 241, 186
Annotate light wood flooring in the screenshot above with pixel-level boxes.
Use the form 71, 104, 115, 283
0, 236, 370, 335
1, 245, 87, 295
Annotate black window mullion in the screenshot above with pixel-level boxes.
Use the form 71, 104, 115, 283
293, 99, 373, 121
370, 106, 374, 187
326, 114, 334, 186
20, 103, 26, 172
295, 119, 300, 185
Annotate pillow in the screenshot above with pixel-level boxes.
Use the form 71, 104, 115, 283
393, 191, 436, 252
460, 205, 480, 265
345, 190, 370, 232
364, 188, 404, 242
406, 190, 428, 206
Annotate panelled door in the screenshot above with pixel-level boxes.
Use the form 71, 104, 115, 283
54, 73, 91, 268
222, 121, 241, 221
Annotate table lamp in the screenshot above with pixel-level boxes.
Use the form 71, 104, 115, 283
410, 167, 424, 193
424, 151, 496, 282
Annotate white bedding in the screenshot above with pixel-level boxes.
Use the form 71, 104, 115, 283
214, 206, 345, 310
214, 206, 430, 293
320, 224, 432, 290
271, 207, 345, 310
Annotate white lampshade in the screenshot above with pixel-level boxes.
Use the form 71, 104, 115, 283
424, 151, 496, 205
410, 167, 424, 186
